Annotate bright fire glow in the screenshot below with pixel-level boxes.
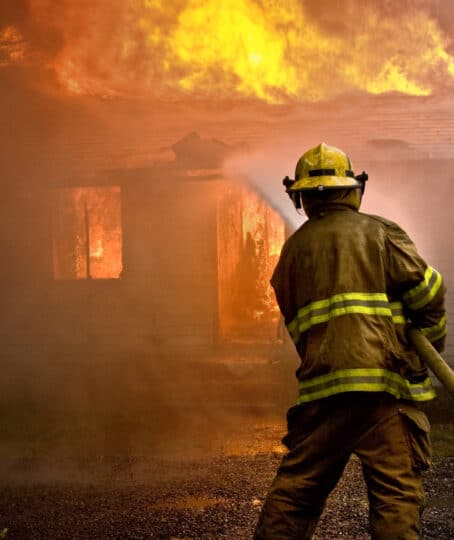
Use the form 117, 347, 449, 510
24, 1, 454, 102
0, 26, 28, 66
52, 187, 122, 280
217, 183, 284, 343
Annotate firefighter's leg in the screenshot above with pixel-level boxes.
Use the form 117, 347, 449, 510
254, 403, 351, 540
355, 406, 431, 540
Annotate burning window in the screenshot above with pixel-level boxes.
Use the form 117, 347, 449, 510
217, 184, 285, 343
52, 187, 122, 279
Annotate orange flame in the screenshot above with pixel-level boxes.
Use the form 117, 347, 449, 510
52, 187, 122, 280
26, 0, 454, 102
0, 26, 28, 66
217, 183, 284, 342
90, 239, 104, 260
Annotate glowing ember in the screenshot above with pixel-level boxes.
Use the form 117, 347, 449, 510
25, 1, 454, 102
52, 187, 122, 280
90, 239, 104, 259
0, 26, 28, 66
217, 184, 284, 343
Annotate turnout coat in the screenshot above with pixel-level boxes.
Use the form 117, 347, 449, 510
271, 201, 446, 404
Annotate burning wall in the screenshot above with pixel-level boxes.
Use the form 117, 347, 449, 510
217, 183, 285, 343
48, 167, 285, 346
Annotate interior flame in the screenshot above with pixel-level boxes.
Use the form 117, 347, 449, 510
23, 0, 454, 102
217, 183, 284, 343
52, 187, 122, 280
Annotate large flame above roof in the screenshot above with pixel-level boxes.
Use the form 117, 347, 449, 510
6, 1, 454, 102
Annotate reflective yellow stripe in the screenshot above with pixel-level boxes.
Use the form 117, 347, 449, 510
403, 266, 443, 311
403, 266, 433, 302
299, 305, 390, 334
298, 292, 389, 317
298, 368, 436, 403
421, 314, 447, 343
390, 301, 406, 324
286, 294, 407, 344
287, 318, 300, 343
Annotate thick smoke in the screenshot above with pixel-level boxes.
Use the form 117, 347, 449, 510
225, 126, 454, 263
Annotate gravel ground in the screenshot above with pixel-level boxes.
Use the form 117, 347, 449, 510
0, 452, 453, 539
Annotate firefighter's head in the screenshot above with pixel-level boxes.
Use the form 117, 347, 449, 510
283, 143, 368, 217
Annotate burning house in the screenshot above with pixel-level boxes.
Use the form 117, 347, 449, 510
2, 3, 454, 538
1, 1, 454, 430
2, 127, 288, 369
3, 119, 454, 375
55, 132, 285, 353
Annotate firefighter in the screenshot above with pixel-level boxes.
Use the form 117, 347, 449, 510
254, 143, 446, 540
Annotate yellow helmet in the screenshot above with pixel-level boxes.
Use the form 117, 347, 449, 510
287, 143, 363, 192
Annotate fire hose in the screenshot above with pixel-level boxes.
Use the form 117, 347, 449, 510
408, 327, 454, 397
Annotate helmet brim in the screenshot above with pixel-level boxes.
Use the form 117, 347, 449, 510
288, 175, 362, 192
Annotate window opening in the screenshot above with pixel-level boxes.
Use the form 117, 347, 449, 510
52, 186, 122, 279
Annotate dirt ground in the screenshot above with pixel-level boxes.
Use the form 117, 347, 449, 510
1, 423, 453, 540
1, 356, 453, 539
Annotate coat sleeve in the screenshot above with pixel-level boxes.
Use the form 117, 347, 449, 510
385, 221, 447, 352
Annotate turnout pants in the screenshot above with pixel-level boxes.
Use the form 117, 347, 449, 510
254, 392, 431, 540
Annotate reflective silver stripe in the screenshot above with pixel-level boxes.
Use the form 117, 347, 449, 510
421, 314, 447, 343
298, 368, 436, 403
403, 266, 443, 310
